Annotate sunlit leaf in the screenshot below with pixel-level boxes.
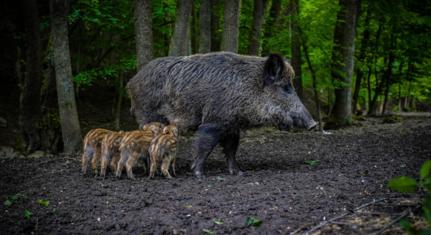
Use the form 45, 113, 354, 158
421, 160, 431, 180
24, 210, 33, 220
246, 216, 262, 227
388, 176, 417, 193
37, 199, 50, 207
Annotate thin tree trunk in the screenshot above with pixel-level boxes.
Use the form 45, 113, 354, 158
290, 0, 302, 97
199, 0, 211, 53
352, 5, 370, 114
300, 28, 322, 131
210, 0, 221, 51
330, 0, 359, 126
169, 0, 193, 56
367, 18, 383, 115
248, 0, 267, 55
134, 0, 153, 70
222, 0, 241, 52
19, 0, 42, 154
366, 65, 372, 111
114, 76, 123, 130
262, 0, 281, 55
191, 3, 198, 54
381, 34, 396, 115
50, 0, 82, 154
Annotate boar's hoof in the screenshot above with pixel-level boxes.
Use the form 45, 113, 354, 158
229, 168, 244, 176
193, 169, 205, 179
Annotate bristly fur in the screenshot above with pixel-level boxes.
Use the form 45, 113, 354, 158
126, 51, 313, 132
148, 124, 178, 179
116, 122, 164, 179
81, 128, 112, 175
100, 131, 125, 177
127, 52, 316, 178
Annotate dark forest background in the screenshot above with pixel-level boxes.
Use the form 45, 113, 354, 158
0, 0, 430, 154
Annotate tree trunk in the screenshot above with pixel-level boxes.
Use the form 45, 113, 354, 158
366, 65, 372, 111
300, 28, 322, 131
352, 5, 370, 114
134, 0, 153, 70
169, 0, 193, 56
330, 0, 359, 126
248, 0, 267, 55
114, 76, 123, 130
199, 0, 211, 53
262, 0, 281, 55
222, 0, 241, 52
290, 0, 302, 97
367, 18, 383, 115
50, 0, 82, 154
19, 0, 42, 154
381, 33, 396, 115
210, 0, 222, 52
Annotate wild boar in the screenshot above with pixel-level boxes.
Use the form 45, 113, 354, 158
127, 52, 317, 178
100, 131, 126, 178
116, 122, 164, 179
148, 124, 178, 179
81, 128, 112, 176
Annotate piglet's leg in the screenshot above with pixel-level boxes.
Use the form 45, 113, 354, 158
190, 123, 222, 179
81, 146, 94, 176
91, 147, 101, 176
100, 150, 111, 178
116, 150, 128, 178
220, 129, 243, 176
161, 157, 172, 179
125, 152, 139, 180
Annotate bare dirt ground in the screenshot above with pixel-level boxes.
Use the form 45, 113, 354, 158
0, 117, 430, 234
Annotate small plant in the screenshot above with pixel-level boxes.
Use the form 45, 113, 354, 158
37, 199, 50, 207
23, 209, 33, 220
305, 159, 320, 167
388, 160, 431, 234
246, 216, 262, 227
213, 218, 224, 225
202, 228, 215, 234
3, 193, 25, 207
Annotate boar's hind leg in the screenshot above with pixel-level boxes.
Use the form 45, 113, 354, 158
220, 129, 243, 176
190, 123, 223, 179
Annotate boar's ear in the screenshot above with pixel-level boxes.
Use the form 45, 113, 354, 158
263, 54, 285, 86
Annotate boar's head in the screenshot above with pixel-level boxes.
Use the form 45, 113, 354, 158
259, 54, 317, 130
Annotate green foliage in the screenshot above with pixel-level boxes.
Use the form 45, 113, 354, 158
73, 56, 136, 87
62, 0, 430, 117
3, 193, 25, 207
23, 209, 33, 220
246, 216, 262, 227
388, 176, 417, 193
388, 160, 431, 233
304, 159, 320, 167
37, 199, 50, 207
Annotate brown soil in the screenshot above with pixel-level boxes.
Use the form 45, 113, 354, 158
0, 117, 430, 234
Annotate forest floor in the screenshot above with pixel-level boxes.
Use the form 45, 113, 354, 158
0, 117, 430, 234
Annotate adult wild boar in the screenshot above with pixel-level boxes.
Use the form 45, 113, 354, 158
127, 52, 317, 178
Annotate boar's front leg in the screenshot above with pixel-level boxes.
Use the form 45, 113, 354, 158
190, 123, 222, 178
220, 129, 243, 176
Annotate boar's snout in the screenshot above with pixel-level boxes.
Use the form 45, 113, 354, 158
290, 107, 317, 130
307, 120, 318, 130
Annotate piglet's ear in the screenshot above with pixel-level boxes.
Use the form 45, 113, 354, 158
263, 54, 285, 86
